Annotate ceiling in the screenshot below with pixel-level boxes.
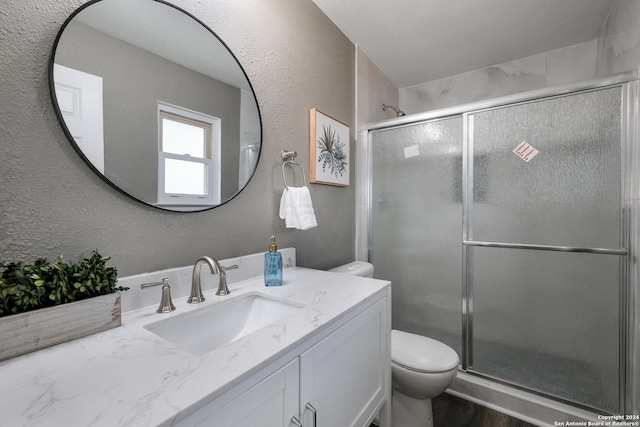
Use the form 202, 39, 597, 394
311, 0, 616, 89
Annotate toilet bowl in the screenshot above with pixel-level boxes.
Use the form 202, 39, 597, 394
391, 330, 458, 427
329, 261, 459, 427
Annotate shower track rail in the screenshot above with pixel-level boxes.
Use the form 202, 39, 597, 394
463, 240, 627, 256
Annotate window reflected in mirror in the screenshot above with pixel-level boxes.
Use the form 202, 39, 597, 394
157, 103, 220, 206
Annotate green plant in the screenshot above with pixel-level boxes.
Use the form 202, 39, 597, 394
0, 251, 127, 317
317, 124, 347, 178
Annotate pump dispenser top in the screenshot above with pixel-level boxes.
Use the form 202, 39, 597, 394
269, 235, 277, 252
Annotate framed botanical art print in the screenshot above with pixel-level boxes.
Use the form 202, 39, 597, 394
309, 108, 350, 186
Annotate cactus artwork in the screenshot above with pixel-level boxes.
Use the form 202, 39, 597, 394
310, 109, 350, 186
317, 124, 347, 178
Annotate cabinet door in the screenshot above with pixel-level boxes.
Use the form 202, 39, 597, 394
300, 298, 388, 427
185, 358, 300, 427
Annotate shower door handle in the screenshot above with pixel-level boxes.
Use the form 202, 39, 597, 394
463, 240, 627, 255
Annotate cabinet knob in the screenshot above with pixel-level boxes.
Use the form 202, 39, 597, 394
290, 415, 303, 427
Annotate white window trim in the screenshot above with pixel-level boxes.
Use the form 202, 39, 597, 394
156, 101, 221, 206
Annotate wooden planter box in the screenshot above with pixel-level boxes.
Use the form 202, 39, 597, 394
0, 292, 121, 362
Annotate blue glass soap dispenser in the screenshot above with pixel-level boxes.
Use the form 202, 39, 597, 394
264, 235, 283, 286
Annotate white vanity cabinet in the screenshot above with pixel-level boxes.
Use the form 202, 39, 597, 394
0, 266, 392, 427
190, 359, 300, 426
299, 297, 388, 427
177, 293, 390, 427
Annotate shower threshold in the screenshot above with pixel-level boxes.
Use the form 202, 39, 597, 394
448, 372, 604, 426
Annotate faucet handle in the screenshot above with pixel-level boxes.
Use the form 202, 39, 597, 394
220, 264, 238, 273
216, 264, 238, 296
141, 278, 176, 313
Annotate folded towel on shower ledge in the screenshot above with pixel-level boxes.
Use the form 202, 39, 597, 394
279, 186, 318, 230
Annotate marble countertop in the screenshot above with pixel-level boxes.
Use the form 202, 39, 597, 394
0, 267, 390, 427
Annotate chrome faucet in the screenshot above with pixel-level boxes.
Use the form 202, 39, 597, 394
188, 256, 238, 303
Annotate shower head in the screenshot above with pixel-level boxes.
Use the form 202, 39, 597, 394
382, 103, 405, 117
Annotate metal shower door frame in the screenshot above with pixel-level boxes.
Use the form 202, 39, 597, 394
462, 83, 631, 413
365, 72, 639, 414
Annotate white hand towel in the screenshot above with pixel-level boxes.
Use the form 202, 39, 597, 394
279, 186, 317, 230
279, 188, 297, 228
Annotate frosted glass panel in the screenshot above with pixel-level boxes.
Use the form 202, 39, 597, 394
371, 117, 463, 354
470, 87, 622, 248
368, 83, 627, 413
470, 247, 620, 413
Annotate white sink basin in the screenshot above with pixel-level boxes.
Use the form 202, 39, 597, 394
144, 293, 303, 356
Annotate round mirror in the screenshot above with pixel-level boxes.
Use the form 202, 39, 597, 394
49, 0, 261, 212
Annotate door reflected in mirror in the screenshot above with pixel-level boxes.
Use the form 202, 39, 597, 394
49, 0, 261, 212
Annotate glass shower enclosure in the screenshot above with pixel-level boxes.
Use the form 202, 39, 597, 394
368, 79, 638, 414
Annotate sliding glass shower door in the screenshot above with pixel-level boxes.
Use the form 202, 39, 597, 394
466, 87, 624, 413
370, 117, 464, 355
369, 84, 628, 413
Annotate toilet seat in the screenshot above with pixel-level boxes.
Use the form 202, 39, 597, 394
391, 329, 459, 373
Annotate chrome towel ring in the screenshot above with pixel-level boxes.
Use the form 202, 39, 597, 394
281, 150, 307, 189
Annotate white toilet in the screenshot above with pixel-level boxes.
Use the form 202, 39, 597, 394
329, 261, 459, 427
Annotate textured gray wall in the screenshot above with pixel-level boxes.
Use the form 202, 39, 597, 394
0, 0, 355, 276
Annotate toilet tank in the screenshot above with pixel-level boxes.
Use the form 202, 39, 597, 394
329, 261, 374, 278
